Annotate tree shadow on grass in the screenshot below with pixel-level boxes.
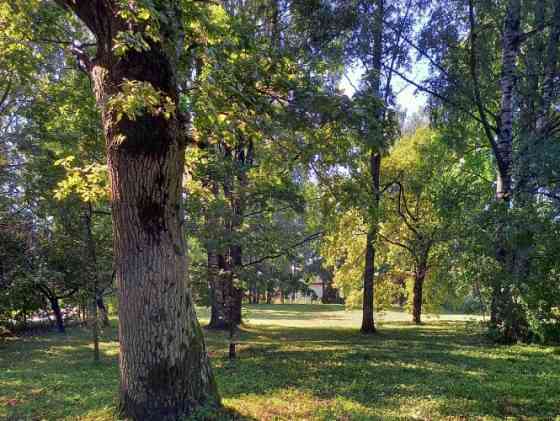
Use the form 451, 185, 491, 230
0, 326, 259, 421
2, 320, 559, 420
209, 323, 560, 419
0, 328, 119, 420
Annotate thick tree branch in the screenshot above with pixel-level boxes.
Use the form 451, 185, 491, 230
53, 0, 108, 35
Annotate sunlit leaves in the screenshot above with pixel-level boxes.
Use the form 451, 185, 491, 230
321, 209, 399, 310
53, 156, 108, 203
107, 80, 176, 122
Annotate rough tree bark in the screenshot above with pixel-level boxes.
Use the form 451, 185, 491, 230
54, 1, 220, 418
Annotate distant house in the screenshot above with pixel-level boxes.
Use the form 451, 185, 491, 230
271, 276, 342, 304
307, 277, 343, 304
308, 279, 324, 300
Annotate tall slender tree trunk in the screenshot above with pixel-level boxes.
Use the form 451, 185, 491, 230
96, 297, 110, 328
83, 204, 100, 362
207, 250, 228, 329
412, 263, 427, 325
468, 0, 519, 336
50, 297, 65, 333
223, 140, 253, 326
362, 152, 381, 333
361, 0, 384, 334
54, 1, 220, 418
491, 0, 525, 343
205, 179, 230, 330
539, 0, 560, 133
230, 244, 243, 325
361, 228, 376, 333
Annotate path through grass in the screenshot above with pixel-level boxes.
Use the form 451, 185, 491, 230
1, 305, 558, 420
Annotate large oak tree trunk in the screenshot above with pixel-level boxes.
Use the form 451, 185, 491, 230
105, 78, 219, 416
55, 1, 220, 418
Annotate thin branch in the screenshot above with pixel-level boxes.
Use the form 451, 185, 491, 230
382, 15, 497, 121
378, 232, 414, 255
242, 231, 324, 267
382, 63, 494, 129
394, 180, 419, 228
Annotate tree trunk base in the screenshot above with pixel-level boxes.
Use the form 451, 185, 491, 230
205, 321, 229, 330
117, 393, 220, 421
360, 323, 376, 334
205, 320, 242, 331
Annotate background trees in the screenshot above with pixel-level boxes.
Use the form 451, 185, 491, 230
381, 127, 492, 323
419, 0, 560, 342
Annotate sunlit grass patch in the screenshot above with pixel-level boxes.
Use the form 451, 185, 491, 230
1, 305, 558, 420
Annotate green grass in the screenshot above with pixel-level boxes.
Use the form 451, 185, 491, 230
1, 304, 559, 420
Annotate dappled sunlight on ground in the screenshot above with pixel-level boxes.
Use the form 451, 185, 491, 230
198, 304, 482, 329
0, 304, 556, 420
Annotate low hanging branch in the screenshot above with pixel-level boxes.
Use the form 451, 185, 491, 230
242, 231, 324, 267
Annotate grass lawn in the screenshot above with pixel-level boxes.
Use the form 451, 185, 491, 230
1, 304, 559, 420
